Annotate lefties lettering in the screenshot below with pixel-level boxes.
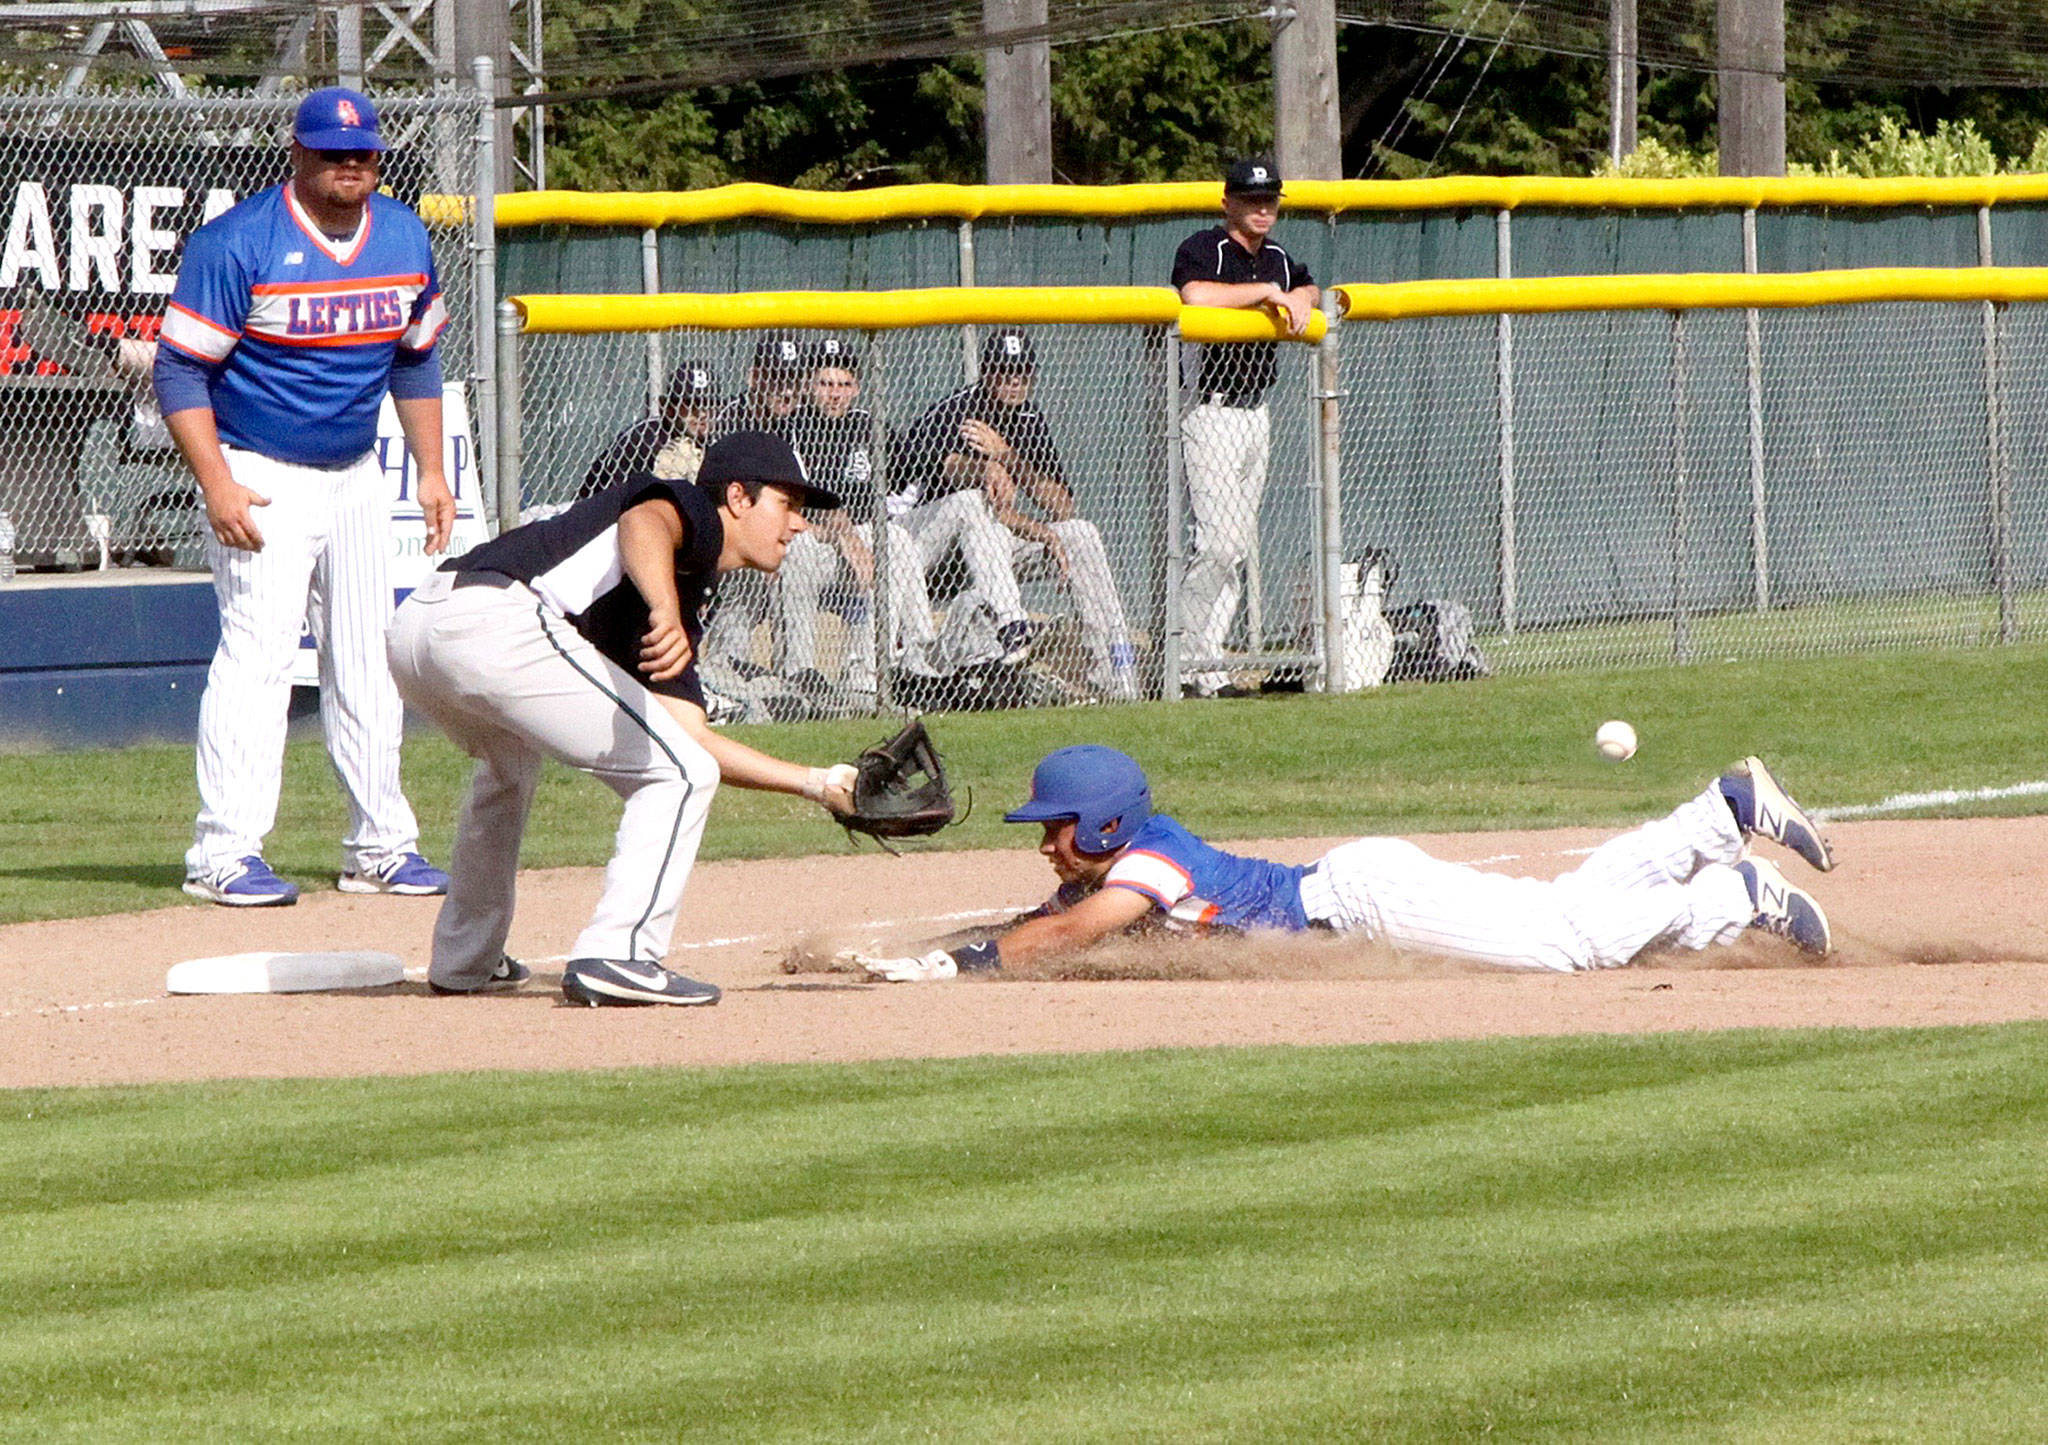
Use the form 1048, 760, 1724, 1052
285, 288, 404, 337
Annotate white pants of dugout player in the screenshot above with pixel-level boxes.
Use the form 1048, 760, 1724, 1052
1179, 399, 1270, 695
945, 519, 1138, 692
188, 445, 422, 878
1296, 782, 1754, 971
772, 525, 941, 689
386, 572, 718, 991
896, 491, 1029, 634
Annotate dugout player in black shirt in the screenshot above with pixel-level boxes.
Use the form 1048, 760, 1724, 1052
387, 430, 859, 1007
894, 327, 1140, 699
575, 358, 720, 500
779, 337, 944, 696
1170, 157, 1319, 697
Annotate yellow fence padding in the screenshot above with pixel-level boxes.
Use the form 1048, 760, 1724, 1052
1333, 267, 2048, 319
512, 287, 1324, 341
468, 174, 2048, 230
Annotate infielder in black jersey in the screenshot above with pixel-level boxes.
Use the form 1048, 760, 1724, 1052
1171, 158, 1319, 697
387, 430, 858, 1006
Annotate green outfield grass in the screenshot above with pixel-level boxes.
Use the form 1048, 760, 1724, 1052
5, 643, 2047, 924
7, 1027, 2048, 1441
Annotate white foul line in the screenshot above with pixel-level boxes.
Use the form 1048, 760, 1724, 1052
1814, 779, 2048, 821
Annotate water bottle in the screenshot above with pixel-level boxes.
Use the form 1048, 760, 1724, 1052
0, 511, 16, 584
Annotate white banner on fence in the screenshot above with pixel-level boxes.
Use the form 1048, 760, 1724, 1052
292, 383, 490, 688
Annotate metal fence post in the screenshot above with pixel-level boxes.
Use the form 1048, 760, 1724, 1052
642, 227, 663, 416
1979, 204, 2016, 644
1669, 309, 1692, 663
866, 330, 895, 713
494, 300, 524, 533
1743, 206, 1769, 611
470, 61, 500, 532
1316, 299, 1345, 693
1495, 207, 1518, 634
1161, 322, 1187, 702
959, 220, 980, 383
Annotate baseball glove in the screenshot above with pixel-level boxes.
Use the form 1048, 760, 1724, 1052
840, 718, 957, 843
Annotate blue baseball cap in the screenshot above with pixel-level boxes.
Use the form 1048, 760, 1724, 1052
294, 87, 387, 152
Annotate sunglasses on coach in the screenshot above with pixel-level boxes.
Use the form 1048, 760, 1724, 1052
316, 149, 380, 165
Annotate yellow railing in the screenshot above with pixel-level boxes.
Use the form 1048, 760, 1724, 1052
451, 174, 2048, 230
1332, 267, 2048, 319
510, 286, 1327, 342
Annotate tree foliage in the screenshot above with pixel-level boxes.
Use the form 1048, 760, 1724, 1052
534, 1, 2048, 188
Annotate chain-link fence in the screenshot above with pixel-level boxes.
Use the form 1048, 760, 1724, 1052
505, 281, 2048, 718
1339, 296, 2048, 674
0, 86, 489, 572
505, 317, 1328, 717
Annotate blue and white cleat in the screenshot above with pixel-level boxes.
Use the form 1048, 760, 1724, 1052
1738, 856, 1832, 956
183, 855, 300, 907
1719, 756, 1835, 872
561, 958, 722, 1008
339, 852, 451, 896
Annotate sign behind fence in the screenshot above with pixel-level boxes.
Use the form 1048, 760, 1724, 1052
291, 382, 487, 688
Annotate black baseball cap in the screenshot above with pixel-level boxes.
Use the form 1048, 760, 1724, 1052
980, 326, 1036, 376
751, 331, 805, 381
662, 360, 719, 409
697, 428, 842, 510
1223, 157, 1283, 199
806, 336, 861, 373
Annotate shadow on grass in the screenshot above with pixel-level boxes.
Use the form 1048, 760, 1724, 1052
0, 863, 184, 889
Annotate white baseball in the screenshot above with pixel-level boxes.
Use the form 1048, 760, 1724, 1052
1595, 719, 1638, 762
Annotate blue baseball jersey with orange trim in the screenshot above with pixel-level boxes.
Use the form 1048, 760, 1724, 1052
156, 183, 447, 466
1082, 814, 1310, 933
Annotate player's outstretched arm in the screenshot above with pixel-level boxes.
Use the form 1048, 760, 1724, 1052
861, 884, 1152, 981
655, 695, 855, 815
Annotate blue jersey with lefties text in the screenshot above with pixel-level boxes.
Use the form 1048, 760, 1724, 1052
155, 183, 446, 467
1085, 814, 1310, 933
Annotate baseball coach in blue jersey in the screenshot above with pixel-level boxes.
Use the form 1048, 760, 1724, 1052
388, 430, 864, 1007
155, 86, 457, 908
857, 746, 1840, 981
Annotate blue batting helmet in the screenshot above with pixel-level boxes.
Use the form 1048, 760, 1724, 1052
294, 87, 387, 152
1003, 745, 1151, 855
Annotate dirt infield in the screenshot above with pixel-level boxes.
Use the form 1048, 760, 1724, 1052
5, 816, 2045, 1089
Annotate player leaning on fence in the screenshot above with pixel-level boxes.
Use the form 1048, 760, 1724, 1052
155, 86, 456, 908
1171, 158, 1319, 699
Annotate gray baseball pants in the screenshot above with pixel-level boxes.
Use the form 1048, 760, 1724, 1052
387, 571, 720, 990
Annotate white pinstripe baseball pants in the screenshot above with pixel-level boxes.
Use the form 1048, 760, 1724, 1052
187, 445, 420, 878
1179, 400, 1270, 692
1296, 784, 1752, 972
387, 572, 720, 990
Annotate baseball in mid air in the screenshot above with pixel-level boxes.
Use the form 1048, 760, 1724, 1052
1595, 719, 1638, 762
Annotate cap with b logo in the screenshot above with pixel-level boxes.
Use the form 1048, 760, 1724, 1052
980, 326, 1036, 375
294, 86, 387, 152
663, 361, 720, 409
1223, 157, 1282, 199
752, 331, 805, 380
806, 335, 861, 373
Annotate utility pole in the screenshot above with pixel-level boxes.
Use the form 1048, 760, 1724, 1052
1273, 0, 1341, 180
1717, 0, 1785, 176
1608, 0, 1637, 166
448, 0, 513, 192
984, 0, 1052, 183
